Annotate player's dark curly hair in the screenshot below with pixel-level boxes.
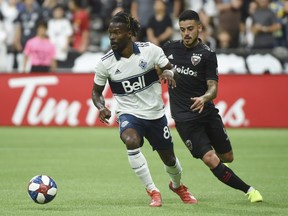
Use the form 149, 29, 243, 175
179, 10, 200, 22
111, 12, 140, 37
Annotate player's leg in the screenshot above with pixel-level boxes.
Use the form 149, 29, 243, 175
145, 115, 181, 187
205, 110, 263, 202
145, 115, 197, 204
202, 150, 252, 193
203, 152, 262, 202
156, 148, 197, 204
175, 118, 263, 202
206, 111, 234, 164
118, 114, 161, 207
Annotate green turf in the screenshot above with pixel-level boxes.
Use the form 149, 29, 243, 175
0, 127, 288, 216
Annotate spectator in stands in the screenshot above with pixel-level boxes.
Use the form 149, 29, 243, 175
199, 24, 216, 50
22, 20, 56, 72
130, 0, 154, 41
242, 0, 258, 49
0, 0, 19, 71
88, 0, 102, 16
239, 0, 252, 47
48, 4, 73, 68
99, 0, 118, 29
217, 29, 232, 49
0, 10, 7, 71
165, 0, 183, 18
146, 0, 173, 47
270, 0, 287, 47
112, 0, 132, 15
0, 0, 19, 54
215, 0, 243, 48
13, 0, 43, 70
68, 0, 90, 54
41, 0, 58, 21
284, 0, 288, 46
251, 0, 282, 49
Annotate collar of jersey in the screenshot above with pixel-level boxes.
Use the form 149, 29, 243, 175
113, 42, 140, 60
181, 38, 202, 49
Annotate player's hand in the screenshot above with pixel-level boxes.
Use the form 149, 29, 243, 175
160, 70, 176, 89
99, 107, 111, 124
190, 97, 205, 113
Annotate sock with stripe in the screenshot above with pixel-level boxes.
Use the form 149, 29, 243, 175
211, 162, 250, 193
127, 148, 158, 192
165, 157, 182, 189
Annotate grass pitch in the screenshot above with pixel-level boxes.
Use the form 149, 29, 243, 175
0, 127, 288, 216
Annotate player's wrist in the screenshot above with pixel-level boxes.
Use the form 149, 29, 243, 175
165, 69, 174, 77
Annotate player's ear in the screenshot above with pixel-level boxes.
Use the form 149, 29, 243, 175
198, 23, 203, 32
127, 30, 133, 38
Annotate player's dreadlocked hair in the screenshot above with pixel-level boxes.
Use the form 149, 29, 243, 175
110, 12, 140, 37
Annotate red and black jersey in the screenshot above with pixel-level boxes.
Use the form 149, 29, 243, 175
162, 39, 218, 121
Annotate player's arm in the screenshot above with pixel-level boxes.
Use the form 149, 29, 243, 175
92, 83, 111, 124
159, 62, 179, 88
190, 80, 218, 113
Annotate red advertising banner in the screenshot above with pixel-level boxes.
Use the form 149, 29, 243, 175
0, 74, 287, 127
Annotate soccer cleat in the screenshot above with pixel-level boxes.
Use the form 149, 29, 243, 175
169, 181, 197, 204
246, 189, 263, 203
146, 189, 162, 207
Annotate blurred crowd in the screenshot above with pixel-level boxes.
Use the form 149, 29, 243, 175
0, 0, 288, 72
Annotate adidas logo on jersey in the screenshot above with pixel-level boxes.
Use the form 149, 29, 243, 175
168, 54, 174, 59
115, 69, 122, 74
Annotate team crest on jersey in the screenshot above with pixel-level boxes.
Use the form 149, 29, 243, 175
139, 59, 147, 69
191, 55, 201, 66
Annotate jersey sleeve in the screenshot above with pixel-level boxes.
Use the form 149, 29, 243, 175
150, 43, 169, 68
94, 60, 108, 86
205, 51, 218, 82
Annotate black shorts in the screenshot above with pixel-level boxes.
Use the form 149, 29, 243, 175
175, 109, 232, 159
30, 65, 50, 73
118, 114, 173, 151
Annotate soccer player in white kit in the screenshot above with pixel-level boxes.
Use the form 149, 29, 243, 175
92, 12, 197, 207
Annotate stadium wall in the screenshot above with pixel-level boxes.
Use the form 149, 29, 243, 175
0, 73, 287, 128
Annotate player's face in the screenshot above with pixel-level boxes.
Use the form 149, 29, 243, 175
108, 22, 132, 53
179, 20, 201, 48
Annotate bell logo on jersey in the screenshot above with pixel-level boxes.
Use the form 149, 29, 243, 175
191, 55, 201, 66
122, 76, 146, 93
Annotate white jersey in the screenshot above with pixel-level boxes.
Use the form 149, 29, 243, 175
94, 42, 169, 120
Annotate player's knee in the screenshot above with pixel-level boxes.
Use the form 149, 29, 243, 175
121, 133, 141, 149
224, 155, 234, 163
220, 151, 234, 163
202, 151, 220, 169
121, 128, 141, 149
